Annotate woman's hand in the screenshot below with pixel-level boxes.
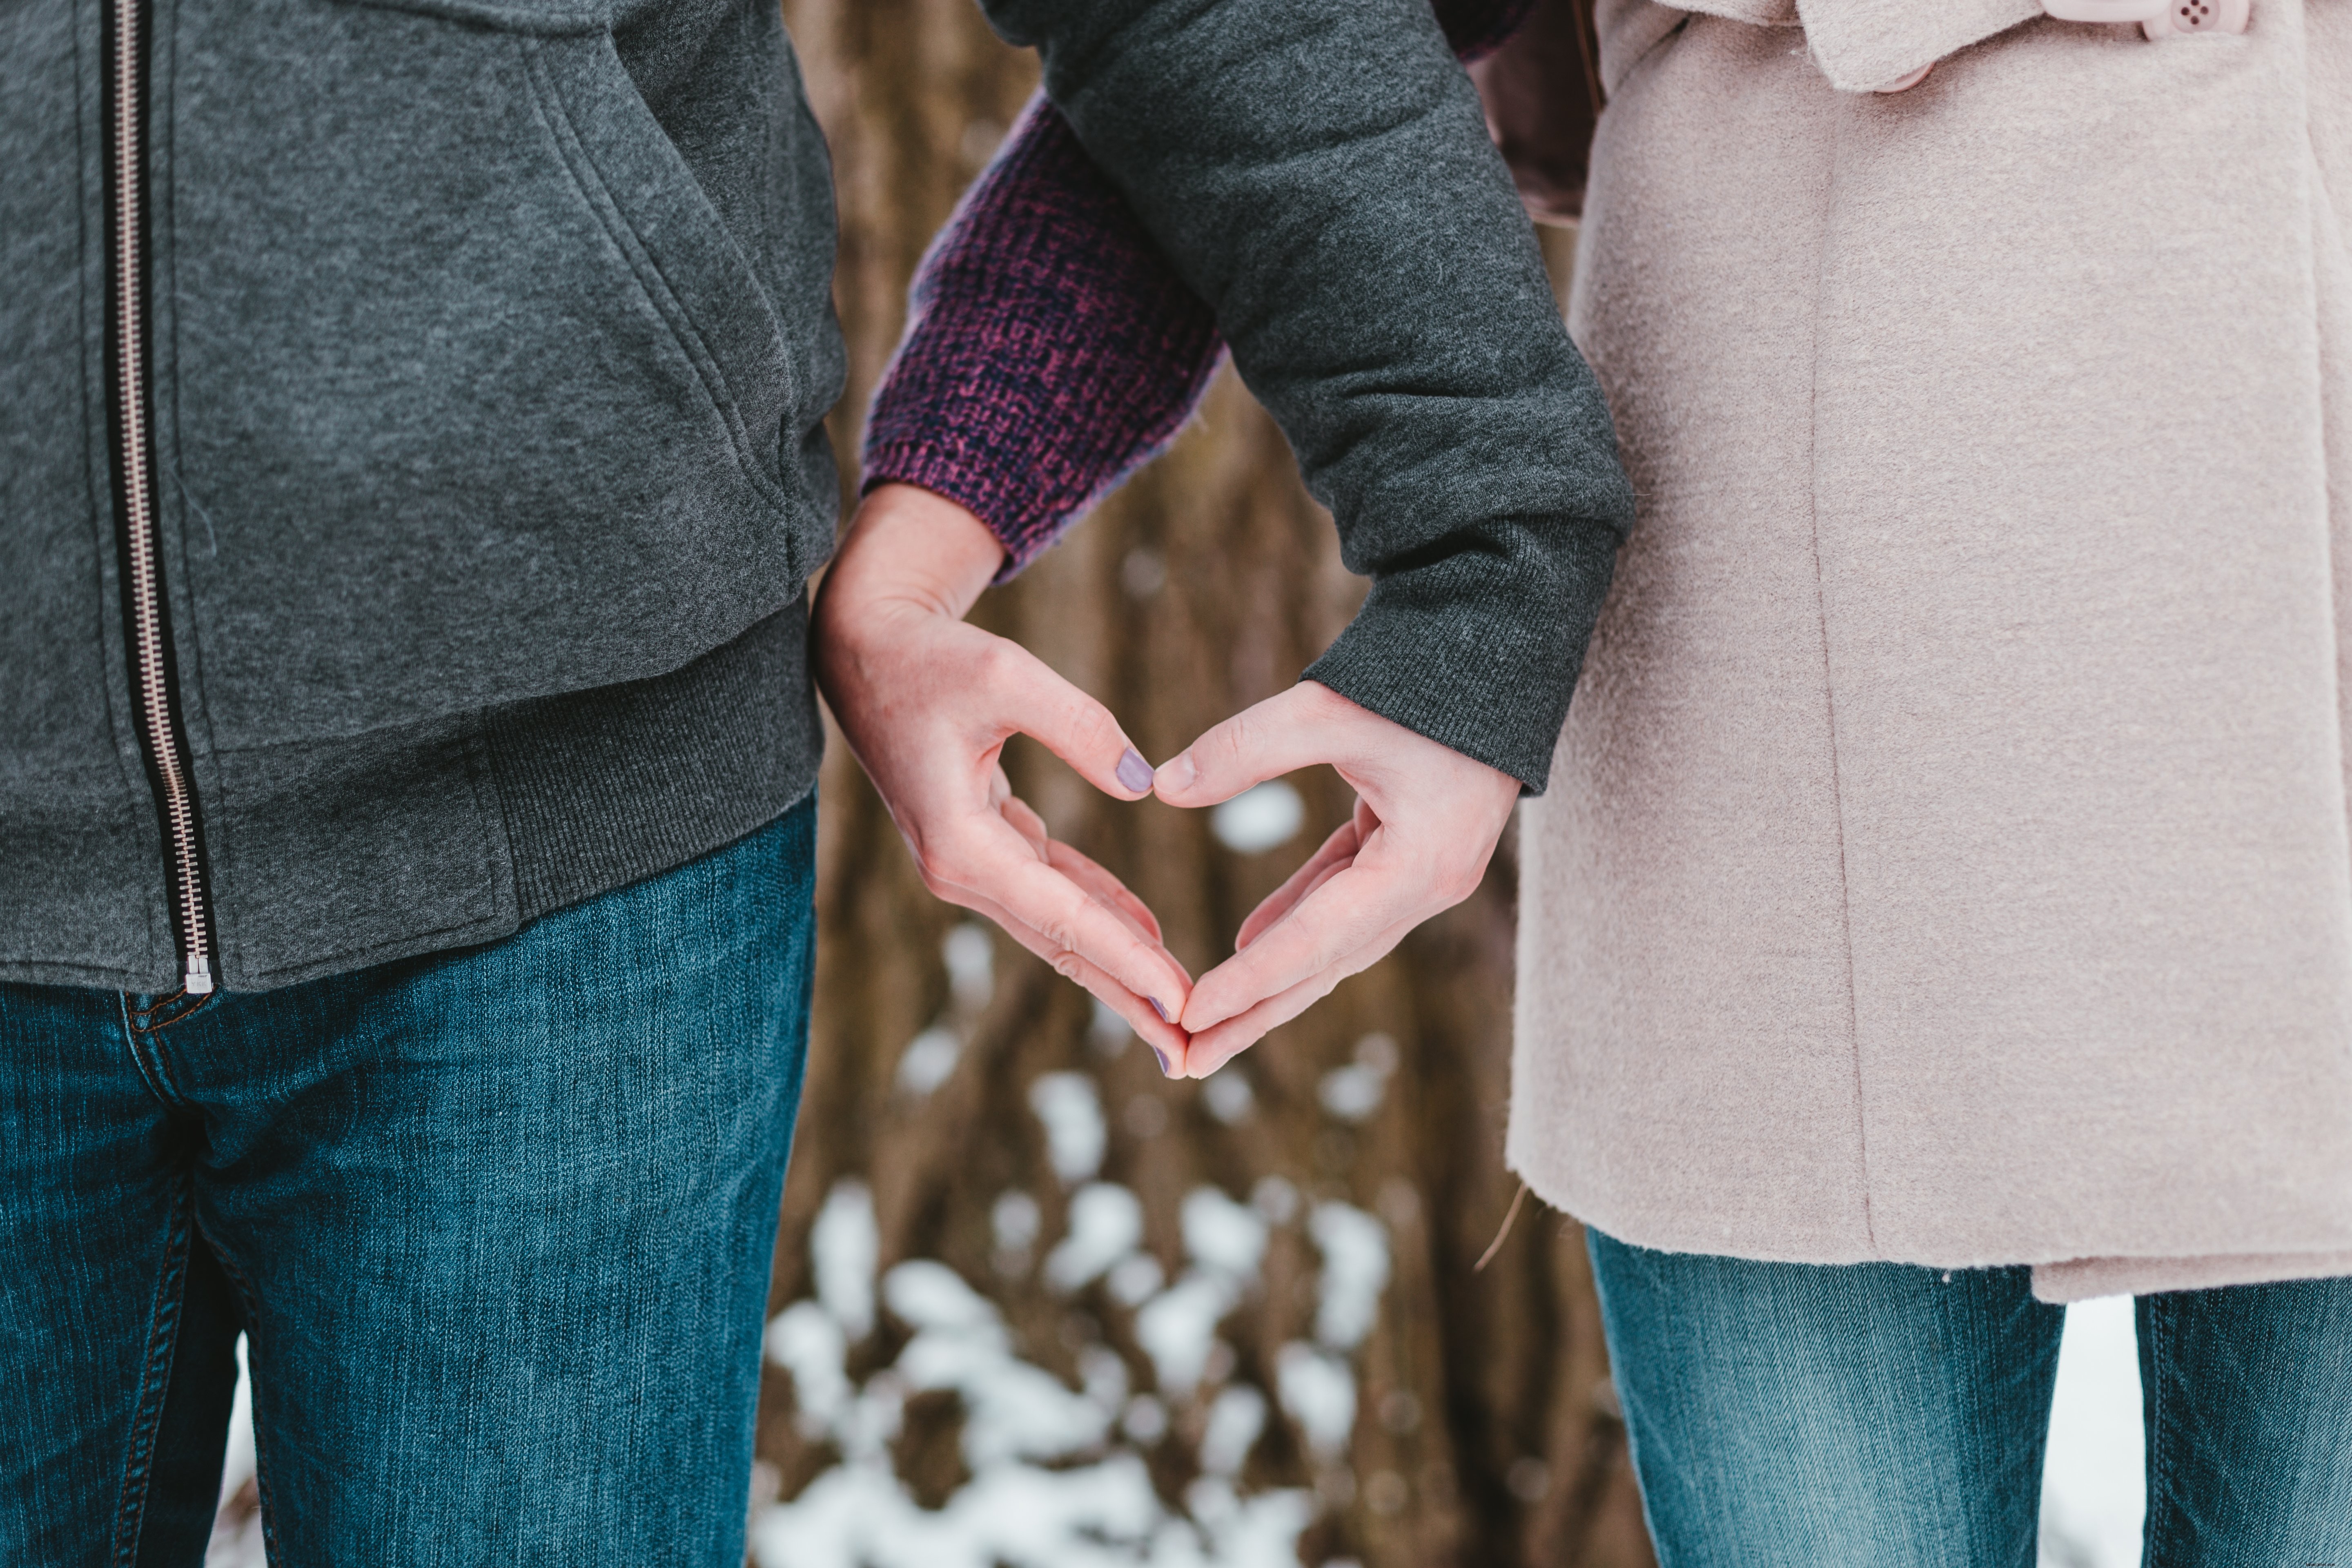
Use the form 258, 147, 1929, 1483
813, 484, 1194, 1071
1153, 682, 1519, 1078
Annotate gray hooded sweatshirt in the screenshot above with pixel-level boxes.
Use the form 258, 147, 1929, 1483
0, 0, 1631, 995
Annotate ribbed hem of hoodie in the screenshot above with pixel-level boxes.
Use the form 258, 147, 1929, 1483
484, 598, 822, 926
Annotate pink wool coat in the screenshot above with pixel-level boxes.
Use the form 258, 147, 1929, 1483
1508, 0, 2352, 1301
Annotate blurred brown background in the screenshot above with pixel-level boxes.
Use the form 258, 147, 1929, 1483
751, 4, 1653, 1564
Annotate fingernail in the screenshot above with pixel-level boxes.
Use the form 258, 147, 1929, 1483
1148, 996, 1171, 1023
1116, 747, 1154, 794
1158, 752, 1196, 793
1150, 1045, 1176, 1078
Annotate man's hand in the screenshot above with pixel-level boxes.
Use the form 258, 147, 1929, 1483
1153, 682, 1518, 1078
813, 484, 1193, 1072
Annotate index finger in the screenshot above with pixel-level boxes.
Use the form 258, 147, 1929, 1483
954, 887, 1193, 1072
931, 816, 1194, 1020
1178, 858, 1402, 1034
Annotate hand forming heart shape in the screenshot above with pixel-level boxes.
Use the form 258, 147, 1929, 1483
815, 484, 1517, 1080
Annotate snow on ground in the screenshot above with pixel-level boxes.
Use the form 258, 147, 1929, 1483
1209, 784, 1303, 855
205, 1336, 265, 1568
1201, 1071, 1255, 1125
1304, 1206, 1387, 1352
755, 1012, 1420, 1568
753, 1166, 1331, 1568
943, 923, 995, 1011
1047, 1184, 1145, 1293
815, 1180, 880, 1339
897, 1027, 962, 1098
1030, 1074, 1108, 1186
2040, 1296, 2145, 1568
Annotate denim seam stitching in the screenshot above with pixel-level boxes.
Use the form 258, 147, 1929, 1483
207, 1243, 282, 1564
129, 989, 213, 1035
2143, 1301, 2169, 1561
117, 993, 180, 1107
109, 1178, 195, 1568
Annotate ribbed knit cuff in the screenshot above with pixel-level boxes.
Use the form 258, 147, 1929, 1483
1304, 518, 1619, 794
862, 95, 1223, 579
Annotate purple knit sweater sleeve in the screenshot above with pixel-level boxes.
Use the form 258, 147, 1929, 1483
862, 0, 1531, 578
860, 95, 1222, 579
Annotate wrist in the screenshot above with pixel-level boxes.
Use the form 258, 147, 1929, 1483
826, 483, 1006, 627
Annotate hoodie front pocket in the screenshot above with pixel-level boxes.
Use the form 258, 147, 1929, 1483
167, 0, 822, 747
520, 31, 800, 507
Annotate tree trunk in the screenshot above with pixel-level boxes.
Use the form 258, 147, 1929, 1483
753, 6, 1654, 1564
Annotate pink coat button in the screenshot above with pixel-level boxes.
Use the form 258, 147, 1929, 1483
2042, 0, 2248, 31
2142, 0, 2250, 33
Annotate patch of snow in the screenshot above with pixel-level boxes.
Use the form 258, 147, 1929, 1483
1199, 1385, 1268, 1477
1122, 1394, 1169, 1444
1249, 1177, 1299, 1226
1128, 1187, 1274, 1398
1029, 1073, 1106, 1185
219, 1333, 253, 1504
1045, 1183, 1144, 1293
1316, 1066, 1385, 1123
943, 922, 994, 1011
992, 1190, 1041, 1257
1080, 1344, 1129, 1411
204, 1336, 262, 1568
757, 1161, 1376, 1568
883, 1259, 998, 1335
896, 1026, 961, 1097
767, 1302, 854, 1439
1319, 1036, 1400, 1124
1211, 782, 1304, 855
756, 1248, 1314, 1568
1275, 1343, 1356, 1459
1308, 1204, 1388, 1352
1202, 1071, 1254, 1125
753, 1449, 1160, 1568
1181, 1482, 1317, 1568
1183, 1187, 1268, 1282
1108, 1252, 1167, 1307
2040, 1296, 2145, 1568
1089, 996, 1133, 1057
1135, 1274, 1237, 1400
902, 1334, 1109, 1468
1121, 547, 1167, 600
883, 1263, 1113, 1466
813, 1180, 878, 1339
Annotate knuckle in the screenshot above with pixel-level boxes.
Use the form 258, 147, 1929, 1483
1069, 698, 1119, 750
969, 638, 1018, 690
1435, 860, 1483, 906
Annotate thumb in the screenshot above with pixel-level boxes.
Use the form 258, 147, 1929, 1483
991, 642, 1156, 801
1153, 682, 1354, 808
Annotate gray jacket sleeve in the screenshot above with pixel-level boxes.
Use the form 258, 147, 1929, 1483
975, 0, 1635, 792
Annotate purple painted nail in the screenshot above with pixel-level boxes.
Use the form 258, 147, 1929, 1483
1150, 1045, 1175, 1078
1116, 747, 1154, 794
1149, 996, 1171, 1023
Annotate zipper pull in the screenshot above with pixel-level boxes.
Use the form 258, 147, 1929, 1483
185, 956, 214, 996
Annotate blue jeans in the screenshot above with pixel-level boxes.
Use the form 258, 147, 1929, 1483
1588, 1229, 2352, 1566
0, 800, 815, 1566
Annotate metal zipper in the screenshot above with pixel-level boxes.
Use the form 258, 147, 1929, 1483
106, 0, 215, 995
